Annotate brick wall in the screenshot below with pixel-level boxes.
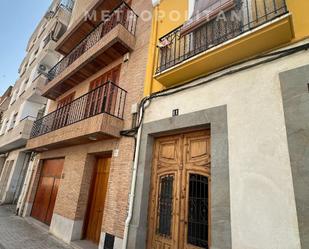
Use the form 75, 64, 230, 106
26, 0, 152, 240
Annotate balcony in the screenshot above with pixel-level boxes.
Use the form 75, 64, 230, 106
44, 0, 74, 20
27, 82, 127, 151
0, 117, 35, 154
55, 0, 123, 54
155, 0, 293, 86
42, 2, 137, 100
22, 74, 48, 104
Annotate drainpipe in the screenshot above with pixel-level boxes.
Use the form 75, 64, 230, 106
122, 121, 143, 249
122, 2, 159, 248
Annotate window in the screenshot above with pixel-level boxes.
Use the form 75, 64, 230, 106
1, 119, 9, 134
36, 106, 46, 120
38, 22, 47, 38
19, 79, 29, 96
52, 92, 75, 130
0, 112, 3, 133
34, 47, 39, 56
57, 92, 75, 109
187, 174, 209, 248
9, 113, 18, 130
10, 90, 17, 105
43, 33, 53, 48
156, 175, 174, 237
21, 61, 28, 76
30, 48, 39, 65
24, 78, 29, 89
89, 65, 121, 90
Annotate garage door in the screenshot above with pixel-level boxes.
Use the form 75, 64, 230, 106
31, 159, 64, 225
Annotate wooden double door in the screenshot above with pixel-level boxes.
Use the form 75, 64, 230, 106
148, 130, 211, 249
31, 159, 64, 225
84, 157, 111, 244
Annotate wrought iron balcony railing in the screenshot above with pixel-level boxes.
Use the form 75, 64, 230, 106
47, 2, 137, 81
156, 0, 288, 74
30, 81, 127, 138
60, 0, 75, 12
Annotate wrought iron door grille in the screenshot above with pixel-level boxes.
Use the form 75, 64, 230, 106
156, 175, 174, 237
188, 174, 209, 248
156, 0, 288, 74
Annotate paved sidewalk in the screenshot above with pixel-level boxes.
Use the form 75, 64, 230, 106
0, 205, 73, 249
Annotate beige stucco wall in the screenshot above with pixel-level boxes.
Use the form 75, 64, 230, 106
143, 42, 309, 249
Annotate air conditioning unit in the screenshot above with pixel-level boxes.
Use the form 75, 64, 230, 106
52, 22, 67, 41
38, 64, 49, 77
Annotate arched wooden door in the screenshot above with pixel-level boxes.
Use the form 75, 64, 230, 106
147, 130, 211, 249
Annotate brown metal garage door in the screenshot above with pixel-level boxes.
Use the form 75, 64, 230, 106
31, 159, 64, 225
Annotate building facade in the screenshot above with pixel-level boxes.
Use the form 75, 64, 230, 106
0, 86, 13, 176
23, 0, 152, 249
0, 0, 73, 206
0, 86, 13, 129
127, 0, 309, 249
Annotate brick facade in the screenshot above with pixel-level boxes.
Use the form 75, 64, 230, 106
25, 0, 152, 242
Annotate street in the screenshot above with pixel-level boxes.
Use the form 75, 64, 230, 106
0, 205, 72, 249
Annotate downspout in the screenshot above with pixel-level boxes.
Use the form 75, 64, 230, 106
122, 2, 160, 248
122, 122, 142, 249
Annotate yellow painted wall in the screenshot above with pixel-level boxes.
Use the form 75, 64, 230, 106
144, 0, 189, 95
144, 0, 309, 96
286, 0, 309, 41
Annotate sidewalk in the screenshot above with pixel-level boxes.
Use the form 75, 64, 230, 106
0, 205, 73, 249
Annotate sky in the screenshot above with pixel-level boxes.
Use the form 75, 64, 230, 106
0, 0, 51, 96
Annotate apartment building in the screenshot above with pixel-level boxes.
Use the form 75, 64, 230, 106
0, 86, 13, 128
126, 0, 309, 249
0, 0, 73, 205
0, 86, 13, 174
23, 0, 152, 248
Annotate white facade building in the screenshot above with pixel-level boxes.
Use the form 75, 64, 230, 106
0, 0, 73, 206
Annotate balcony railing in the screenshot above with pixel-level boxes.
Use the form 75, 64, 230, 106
60, 0, 75, 12
156, 0, 288, 74
30, 81, 127, 138
45, 0, 74, 20
47, 2, 138, 82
